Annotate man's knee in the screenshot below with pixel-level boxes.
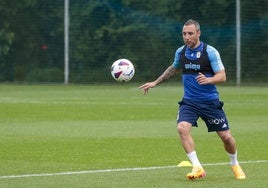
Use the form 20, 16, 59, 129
217, 130, 234, 143
177, 121, 191, 135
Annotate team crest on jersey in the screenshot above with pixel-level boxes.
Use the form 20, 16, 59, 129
196, 51, 201, 58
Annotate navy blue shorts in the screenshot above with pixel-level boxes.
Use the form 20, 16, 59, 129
177, 98, 229, 132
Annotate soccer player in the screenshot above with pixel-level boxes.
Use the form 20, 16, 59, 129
139, 19, 246, 180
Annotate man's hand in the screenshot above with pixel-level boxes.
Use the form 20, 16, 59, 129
138, 81, 157, 95
196, 71, 226, 85
138, 66, 178, 94
195, 72, 211, 85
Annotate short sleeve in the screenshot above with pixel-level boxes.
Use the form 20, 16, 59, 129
172, 46, 184, 69
206, 45, 225, 73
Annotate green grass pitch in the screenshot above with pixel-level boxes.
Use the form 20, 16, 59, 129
0, 84, 267, 187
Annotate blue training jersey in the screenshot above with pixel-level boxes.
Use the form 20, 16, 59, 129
172, 42, 225, 101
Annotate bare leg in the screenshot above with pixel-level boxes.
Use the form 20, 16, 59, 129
217, 130, 246, 179
217, 130, 236, 154
217, 130, 239, 166
177, 121, 194, 153
177, 121, 202, 167
178, 121, 206, 179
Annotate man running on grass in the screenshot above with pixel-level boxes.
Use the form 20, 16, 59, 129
139, 19, 246, 180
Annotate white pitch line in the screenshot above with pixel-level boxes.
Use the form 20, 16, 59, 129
0, 160, 267, 179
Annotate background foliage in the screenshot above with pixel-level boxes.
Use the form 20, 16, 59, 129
0, 0, 267, 83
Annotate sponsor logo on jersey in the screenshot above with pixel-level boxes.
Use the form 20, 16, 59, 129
184, 63, 200, 71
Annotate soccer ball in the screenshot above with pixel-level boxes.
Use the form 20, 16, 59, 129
111, 59, 135, 82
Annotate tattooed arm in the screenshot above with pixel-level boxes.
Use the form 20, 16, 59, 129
154, 65, 178, 85
138, 65, 179, 94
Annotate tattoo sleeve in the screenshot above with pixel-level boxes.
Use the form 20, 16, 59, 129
155, 66, 177, 85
